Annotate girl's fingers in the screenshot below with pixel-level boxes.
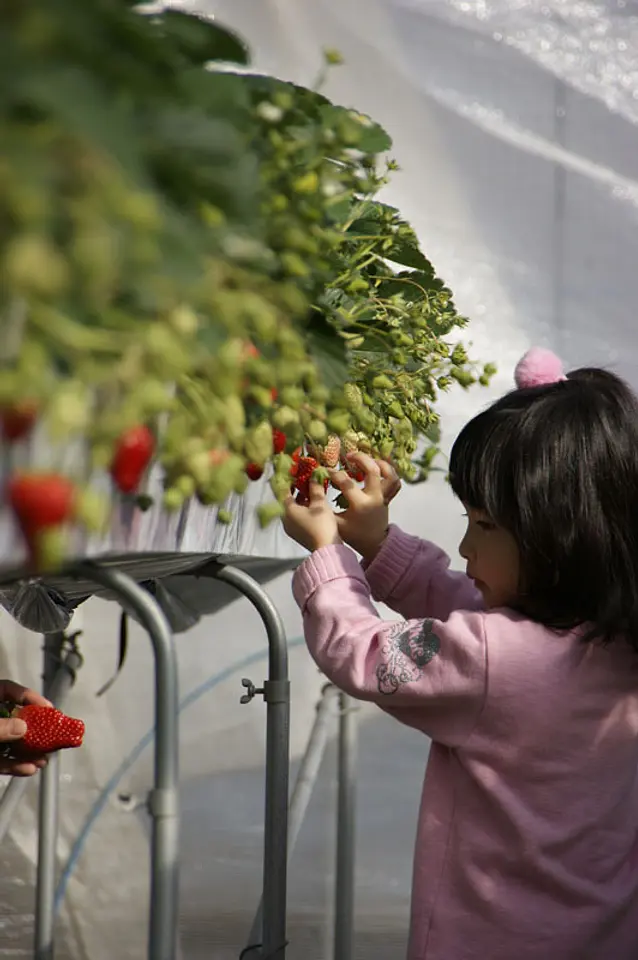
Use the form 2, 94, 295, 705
376, 459, 401, 503
328, 469, 364, 501
307, 481, 327, 505
0, 681, 52, 709
377, 459, 395, 481
345, 452, 382, 495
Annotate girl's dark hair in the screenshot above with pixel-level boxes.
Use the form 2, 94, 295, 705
449, 367, 638, 649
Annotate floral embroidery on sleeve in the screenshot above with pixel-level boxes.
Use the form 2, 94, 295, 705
376, 619, 440, 695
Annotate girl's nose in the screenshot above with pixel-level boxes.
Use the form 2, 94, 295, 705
458, 530, 470, 561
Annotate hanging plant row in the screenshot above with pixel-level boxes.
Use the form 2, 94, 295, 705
0, 1, 494, 570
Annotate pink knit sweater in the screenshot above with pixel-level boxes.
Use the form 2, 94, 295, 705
292, 525, 638, 959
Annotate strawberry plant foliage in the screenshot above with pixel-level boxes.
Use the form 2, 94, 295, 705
0, 1, 493, 564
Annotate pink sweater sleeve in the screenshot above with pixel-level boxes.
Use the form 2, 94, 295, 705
362, 524, 483, 620
293, 543, 487, 746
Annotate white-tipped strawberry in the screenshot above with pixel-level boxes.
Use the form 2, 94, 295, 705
320, 435, 341, 468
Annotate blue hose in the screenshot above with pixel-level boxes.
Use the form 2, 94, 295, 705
53, 637, 305, 916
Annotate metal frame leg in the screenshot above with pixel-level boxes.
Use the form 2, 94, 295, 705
333, 693, 357, 960
202, 563, 290, 960
73, 562, 180, 960
35, 633, 66, 960
246, 683, 340, 948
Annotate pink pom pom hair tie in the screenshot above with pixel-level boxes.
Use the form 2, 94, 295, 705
514, 347, 567, 389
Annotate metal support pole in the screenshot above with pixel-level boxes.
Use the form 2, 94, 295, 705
204, 563, 290, 960
73, 562, 179, 960
35, 633, 68, 960
333, 693, 357, 960
0, 635, 83, 847
247, 684, 340, 947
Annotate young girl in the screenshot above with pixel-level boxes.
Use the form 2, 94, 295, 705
283, 347, 638, 960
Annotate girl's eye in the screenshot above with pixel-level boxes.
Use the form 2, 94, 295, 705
477, 520, 496, 531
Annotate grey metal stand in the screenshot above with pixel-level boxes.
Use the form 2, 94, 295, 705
201, 562, 290, 960
35, 631, 84, 960
333, 693, 357, 960
246, 683, 340, 948
73, 562, 180, 960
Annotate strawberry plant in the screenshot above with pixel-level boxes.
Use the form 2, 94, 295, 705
0, 1, 493, 569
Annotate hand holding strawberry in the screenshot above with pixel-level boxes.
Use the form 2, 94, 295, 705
330, 452, 401, 562
283, 481, 342, 552
0, 681, 53, 777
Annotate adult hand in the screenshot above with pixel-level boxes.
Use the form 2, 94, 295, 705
0, 681, 52, 777
283, 482, 342, 552
330, 452, 401, 562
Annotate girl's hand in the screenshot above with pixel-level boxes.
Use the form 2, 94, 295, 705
330, 452, 401, 562
283, 482, 342, 552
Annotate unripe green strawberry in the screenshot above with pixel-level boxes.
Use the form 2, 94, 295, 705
379, 437, 395, 459
48, 382, 91, 437
244, 421, 275, 465
223, 396, 246, 445
307, 419, 328, 444
75, 488, 109, 533
270, 472, 292, 500
326, 409, 351, 434
341, 430, 359, 454
273, 453, 294, 476
257, 501, 285, 528
343, 383, 363, 410
175, 475, 195, 499
4, 234, 69, 297
279, 386, 305, 410
217, 509, 233, 525
372, 374, 393, 390
162, 489, 184, 512
272, 406, 299, 431
186, 451, 213, 487
168, 305, 199, 336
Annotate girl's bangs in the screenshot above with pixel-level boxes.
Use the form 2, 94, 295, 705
448, 411, 511, 519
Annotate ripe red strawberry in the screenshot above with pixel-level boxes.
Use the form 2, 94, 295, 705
272, 428, 286, 454
110, 425, 154, 494
1, 401, 38, 442
245, 462, 264, 481
290, 455, 318, 486
290, 456, 329, 503
7, 473, 76, 538
15, 705, 85, 754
